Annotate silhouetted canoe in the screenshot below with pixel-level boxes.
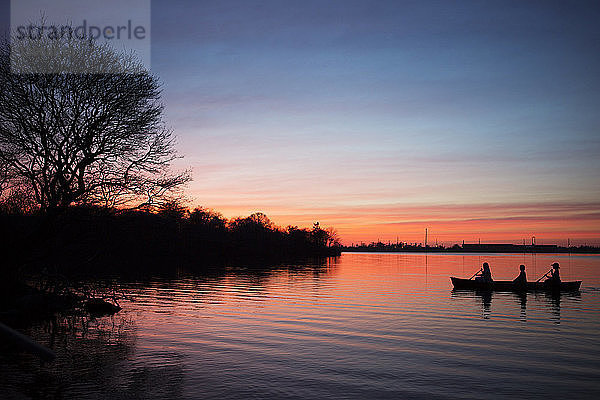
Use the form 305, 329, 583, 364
450, 277, 581, 292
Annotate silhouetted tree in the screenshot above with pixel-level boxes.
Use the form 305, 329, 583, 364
325, 227, 341, 247
0, 28, 189, 213
188, 207, 227, 230
311, 222, 329, 247
158, 199, 188, 220
229, 212, 275, 233
0, 184, 37, 214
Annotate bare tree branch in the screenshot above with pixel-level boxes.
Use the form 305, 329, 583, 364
0, 27, 191, 213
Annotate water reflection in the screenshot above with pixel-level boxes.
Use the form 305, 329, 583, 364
1, 260, 337, 399
0, 313, 187, 399
515, 291, 527, 321
539, 291, 565, 324
2, 254, 599, 400
451, 288, 581, 323
468, 289, 493, 319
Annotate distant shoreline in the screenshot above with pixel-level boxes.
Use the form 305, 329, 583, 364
341, 244, 600, 254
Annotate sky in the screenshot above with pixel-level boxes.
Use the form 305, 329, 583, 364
3, 1, 600, 244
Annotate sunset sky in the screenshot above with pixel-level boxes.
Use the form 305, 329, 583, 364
4, 1, 600, 244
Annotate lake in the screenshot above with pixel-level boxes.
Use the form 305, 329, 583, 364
2, 252, 600, 399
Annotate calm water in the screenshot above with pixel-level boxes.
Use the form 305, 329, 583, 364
2, 253, 600, 399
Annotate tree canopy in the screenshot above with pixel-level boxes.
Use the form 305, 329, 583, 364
0, 30, 189, 212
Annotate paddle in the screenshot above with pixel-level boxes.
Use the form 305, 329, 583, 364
536, 269, 552, 282
469, 269, 482, 280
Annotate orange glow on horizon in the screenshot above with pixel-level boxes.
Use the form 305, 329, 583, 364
192, 201, 600, 246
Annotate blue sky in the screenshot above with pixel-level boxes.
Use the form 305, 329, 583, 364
2, 1, 600, 243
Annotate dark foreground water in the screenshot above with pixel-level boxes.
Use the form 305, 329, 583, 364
2, 253, 600, 399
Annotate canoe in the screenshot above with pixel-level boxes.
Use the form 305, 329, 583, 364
450, 277, 581, 292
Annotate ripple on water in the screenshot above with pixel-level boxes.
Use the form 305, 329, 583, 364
2, 253, 600, 399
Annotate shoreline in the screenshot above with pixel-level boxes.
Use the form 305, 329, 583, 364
341, 248, 600, 255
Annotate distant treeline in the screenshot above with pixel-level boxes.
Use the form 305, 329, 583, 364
344, 242, 600, 254
0, 204, 341, 278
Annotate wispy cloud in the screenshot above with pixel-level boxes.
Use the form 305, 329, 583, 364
147, 1, 600, 245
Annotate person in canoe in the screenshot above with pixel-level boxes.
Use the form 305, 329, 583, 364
513, 264, 527, 285
544, 263, 561, 284
474, 262, 493, 283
